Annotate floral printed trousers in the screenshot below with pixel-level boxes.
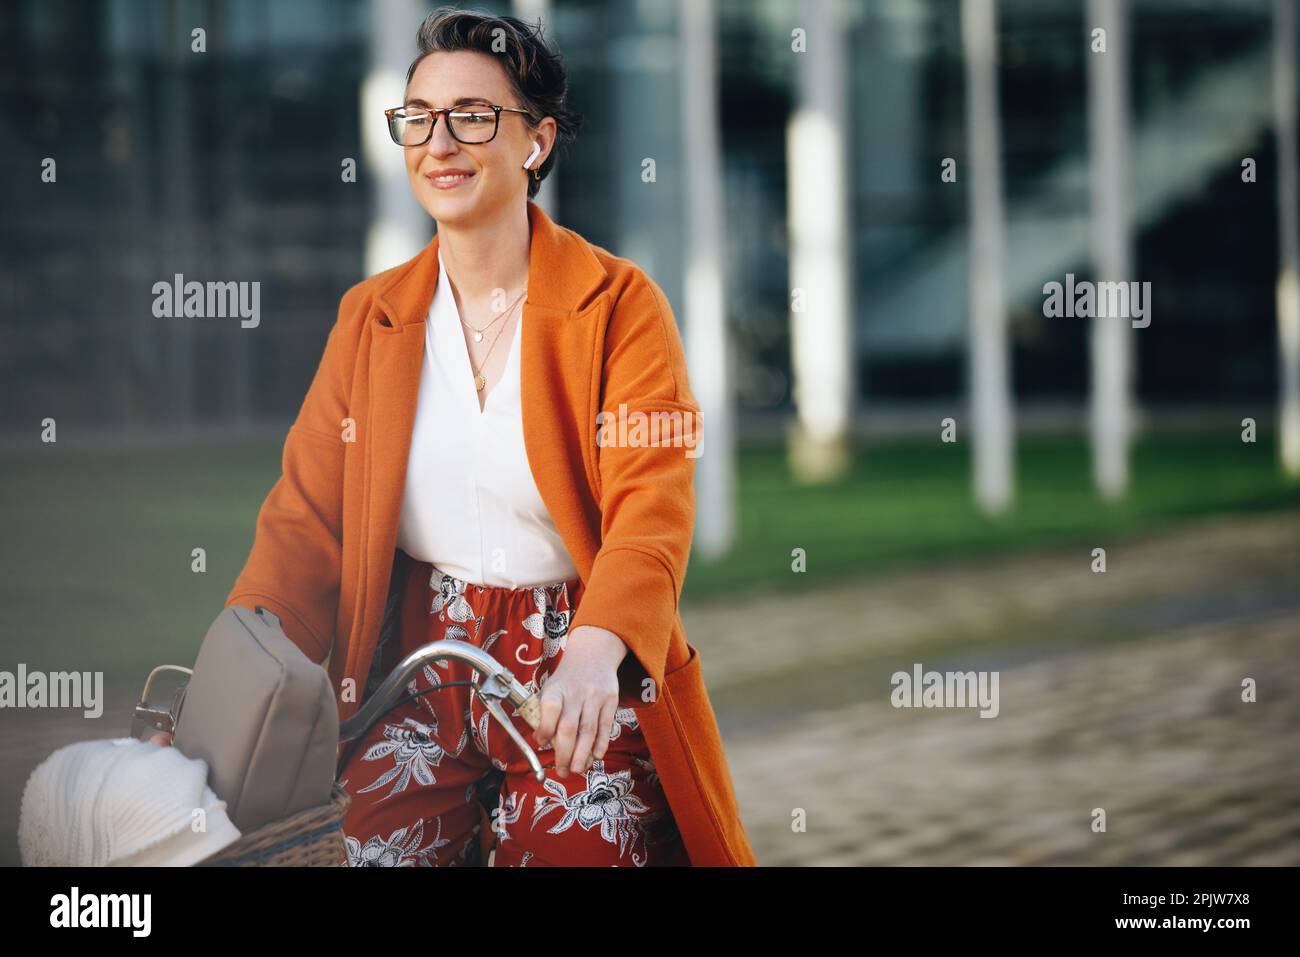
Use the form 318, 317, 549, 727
338, 554, 691, 867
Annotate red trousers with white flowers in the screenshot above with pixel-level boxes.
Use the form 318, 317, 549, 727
337, 555, 690, 867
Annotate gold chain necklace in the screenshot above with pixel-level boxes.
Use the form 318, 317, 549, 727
468, 298, 522, 392
460, 288, 527, 343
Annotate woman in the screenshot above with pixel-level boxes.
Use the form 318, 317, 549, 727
225, 8, 755, 867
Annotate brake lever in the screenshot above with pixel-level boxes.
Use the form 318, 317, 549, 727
475, 673, 546, 783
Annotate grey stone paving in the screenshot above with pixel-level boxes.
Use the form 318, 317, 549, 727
692, 511, 1300, 866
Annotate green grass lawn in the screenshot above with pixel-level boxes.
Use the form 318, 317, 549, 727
0, 429, 1296, 684
683, 429, 1300, 599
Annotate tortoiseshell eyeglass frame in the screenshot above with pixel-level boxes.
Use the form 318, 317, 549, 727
384, 101, 536, 146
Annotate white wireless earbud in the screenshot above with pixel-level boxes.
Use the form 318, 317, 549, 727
523, 141, 542, 170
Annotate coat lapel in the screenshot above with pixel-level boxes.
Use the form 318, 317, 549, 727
342, 200, 609, 699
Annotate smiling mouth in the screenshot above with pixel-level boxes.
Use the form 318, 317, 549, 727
427, 171, 475, 187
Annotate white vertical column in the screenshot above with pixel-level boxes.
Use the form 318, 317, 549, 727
513, 0, 556, 219
1274, 0, 1300, 476
787, 0, 854, 483
961, 0, 1013, 513
364, 0, 432, 275
679, 0, 733, 558
163, 0, 196, 429
1086, 0, 1134, 498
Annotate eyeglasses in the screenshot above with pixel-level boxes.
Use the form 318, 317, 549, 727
385, 100, 535, 146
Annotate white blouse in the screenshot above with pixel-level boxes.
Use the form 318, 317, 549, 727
395, 249, 579, 589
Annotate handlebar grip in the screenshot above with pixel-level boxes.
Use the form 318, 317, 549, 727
517, 694, 542, 730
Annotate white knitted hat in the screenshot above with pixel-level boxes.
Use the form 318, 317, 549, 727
19, 737, 241, 867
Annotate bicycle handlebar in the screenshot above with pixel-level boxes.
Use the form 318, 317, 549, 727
338, 639, 547, 782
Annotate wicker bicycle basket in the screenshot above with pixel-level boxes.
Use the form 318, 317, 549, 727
196, 783, 352, 867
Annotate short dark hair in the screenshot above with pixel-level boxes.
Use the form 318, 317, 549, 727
405, 6, 583, 200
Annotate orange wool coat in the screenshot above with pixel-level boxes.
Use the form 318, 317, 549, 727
225, 199, 757, 866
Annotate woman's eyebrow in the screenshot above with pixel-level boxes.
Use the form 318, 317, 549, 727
404, 95, 491, 109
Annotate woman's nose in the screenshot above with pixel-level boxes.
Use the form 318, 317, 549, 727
424, 116, 459, 156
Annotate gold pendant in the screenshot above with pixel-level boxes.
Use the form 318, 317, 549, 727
475, 374, 486, 391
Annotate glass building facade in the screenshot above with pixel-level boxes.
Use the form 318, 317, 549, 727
0, 0, 1291, 434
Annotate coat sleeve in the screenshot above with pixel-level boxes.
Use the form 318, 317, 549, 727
567, 269, 702, 706
224, 285, 365, 665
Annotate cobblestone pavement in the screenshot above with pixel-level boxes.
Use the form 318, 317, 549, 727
686, 510, 1300, 866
